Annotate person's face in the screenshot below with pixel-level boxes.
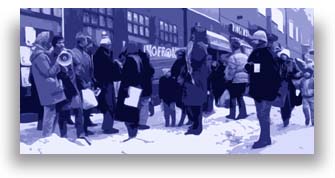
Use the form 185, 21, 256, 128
55, 39, 65, 51
78, 38, 88, 48
166, 71, 171, 77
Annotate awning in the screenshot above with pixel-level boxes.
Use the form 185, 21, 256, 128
206, 31, 232, 53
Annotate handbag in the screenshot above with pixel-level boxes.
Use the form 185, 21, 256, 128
82, 88, 98, 110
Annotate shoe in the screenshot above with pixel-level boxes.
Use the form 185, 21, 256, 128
184, 129, 201, 135
252, 140, 272, 149
236, 114, 248, 120
103, 128, 119, 134
85, 130, 95, 136
177, 123, 183, 127
87, 122, 98, 127
226, 115, 235, 120
305, 119, 310, 126
185, 121, 192, 125
283, 119, 290, 127
138, 125, 150, 130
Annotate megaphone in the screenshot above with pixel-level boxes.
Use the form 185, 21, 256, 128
56, 50, 73, 67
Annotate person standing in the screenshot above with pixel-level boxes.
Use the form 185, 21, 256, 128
244, 30, 281, 149
93, 37, 119, 134
115, 42, 143, 141
225, 38, 249, 120
183, 23, 210, 135
159, 69, 178, 127
138, 50, 155, 130
30, 31, 66, 137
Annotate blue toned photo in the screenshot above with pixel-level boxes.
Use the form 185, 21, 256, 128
20, 8, 314, 154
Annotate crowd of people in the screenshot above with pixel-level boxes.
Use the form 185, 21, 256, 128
28, 22, 314, 148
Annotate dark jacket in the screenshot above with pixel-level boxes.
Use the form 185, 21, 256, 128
171, 57, 187, 108
245, 47, 281, 102
139, 51, 155, 97
115, 54, 143, 123
93, 47, 117, 113
159, 75, 178, 104
208, 61, 228, 102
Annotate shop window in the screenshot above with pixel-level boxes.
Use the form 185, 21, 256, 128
99, 15, 105, 27
295, 27, 299, 42
30, 8, 40, 13
41, 8, 51, 15
53, 8, 62, 17
160, 32, 164, 40
173, 25, 177, 34
91, 14, 99, 25
83, 12, 90, 24
139, 26, 144, 36
133, 24, 138, 34
107, 9, 113, 16
99, 8, 105, 14
139, 15, 144, 25
133, 13, 138, 23
128, 23, 132, 33
145, 28, 150, 37
127, 11, 132, 21
289, 20, 294, 38
107, 18, 113, 29
160, 21, 164, 31
145, 16, 149, 26
164, 23, 168, 32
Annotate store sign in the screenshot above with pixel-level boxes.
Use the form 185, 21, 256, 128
143, 44, 178, 59
229, 23, 250, 38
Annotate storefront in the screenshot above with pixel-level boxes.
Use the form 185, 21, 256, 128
20, 8, 62, 116
228, 23, 253, 56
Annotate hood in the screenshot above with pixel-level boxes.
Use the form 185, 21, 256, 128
30, 45, 48, 62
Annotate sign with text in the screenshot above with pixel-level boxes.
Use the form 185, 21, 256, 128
143, 44, 179, 59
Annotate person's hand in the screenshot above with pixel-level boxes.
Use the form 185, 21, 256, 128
244, 62, 254, 73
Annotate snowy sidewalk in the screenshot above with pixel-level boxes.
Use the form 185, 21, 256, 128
20, 97, 314, 154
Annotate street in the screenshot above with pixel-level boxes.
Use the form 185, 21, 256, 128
20, 96, 314, 154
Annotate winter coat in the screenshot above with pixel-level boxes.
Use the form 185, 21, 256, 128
300, 76, 314, 98
225, 52, 249, 84
208, 61, 228, 103
139, 51, 155, 97
30, 45, 66, 106
93, 47, 117, 113
71, 47, 94, 90
245, 47, 281, 102
115, 54, 143, 123
159, 75, 178, 104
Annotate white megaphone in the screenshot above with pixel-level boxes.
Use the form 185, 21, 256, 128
56, 50, 73, 67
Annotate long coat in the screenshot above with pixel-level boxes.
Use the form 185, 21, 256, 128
93, 47, 117, 113
115, 54, 143, 123
30, 45, 66, 106
245, 47, 281, 102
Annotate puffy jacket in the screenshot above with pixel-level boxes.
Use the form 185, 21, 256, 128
225, 52, 249, 84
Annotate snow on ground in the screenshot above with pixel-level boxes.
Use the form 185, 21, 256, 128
20, 97, 314, 154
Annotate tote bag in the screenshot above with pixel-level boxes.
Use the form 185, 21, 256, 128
82, 88, 98, 110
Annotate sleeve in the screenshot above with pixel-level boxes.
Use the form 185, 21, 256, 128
34, 54, 60, 78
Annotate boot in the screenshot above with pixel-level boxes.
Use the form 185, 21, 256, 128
226, 98, 236, 119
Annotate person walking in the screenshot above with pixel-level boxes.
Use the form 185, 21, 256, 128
225, 37, 249, 120
30, 32, 66, 137
244, 30, 281, 149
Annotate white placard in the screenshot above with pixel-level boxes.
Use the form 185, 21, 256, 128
296, 89, 301, 96
20, 46, 32, 66
25, 26, 36, 46
254, 63, 260, 73
21, 67, 31, 87
124, 86, 142, 108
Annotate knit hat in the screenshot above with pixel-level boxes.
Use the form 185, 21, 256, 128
252, 30, 268, 43
278, 49, 291, 58
100, 37, 112, 45
35, 31, 50, 45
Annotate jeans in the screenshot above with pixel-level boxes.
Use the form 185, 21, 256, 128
163, 102, 176, 126
42, 105, 57, 137
302, 97, 314, 125
58, 108, 84, 138
139, 97, 150, 126
254, 100, 272, 142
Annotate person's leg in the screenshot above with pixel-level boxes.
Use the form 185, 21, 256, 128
139, 97, 150, 127
102, 106, 119, 133
178, 106, 187, 126
170, 102, 176, 127
73, 108, 84, 138
42, 105, 57, 137
185, 106, 195, 130
226, 97, 236, 119
309, 98, 314, 126
36, 107, 44, 130
236, 95, 247, 119
252, 100, 272, 149
163, 102, 170, 127
58, 110, 69, 138
302, 98, 311, 126
196, 105, 203, 134
280, 96, 291, 127
83, 109, 94, 136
